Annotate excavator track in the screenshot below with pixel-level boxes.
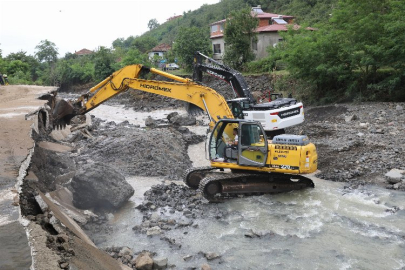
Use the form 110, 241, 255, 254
182, 166, 217, 190
197, 172, 315, 202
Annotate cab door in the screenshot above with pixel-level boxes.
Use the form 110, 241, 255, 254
238, 123, 268, 167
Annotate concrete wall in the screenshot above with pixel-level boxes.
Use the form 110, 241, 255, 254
210, 32, 282, 61
148, 52, 164, 60
254, 32, 283, 59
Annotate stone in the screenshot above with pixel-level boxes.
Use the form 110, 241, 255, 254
56, 233, 69, 243
71, 162, 134, 210
153, 257, 168, 269
59, 262, 69, 269
396, 105, 403, 111
244, 229, 260, 238
150, 212, 160, 222
145, 116, 157, 127
167, 112, 179, 121
119, 246, 133, 257
393, 183, 400, 190
168, 114, 197, 126
385, 169, 404, 184
134, 253, 154, 270
146, 226, 162, 236
204, 252, 221, 260
345, 114, 358, 122
359, 123, 369, 129
201, 263, 212, 270
183, 255, 193, 261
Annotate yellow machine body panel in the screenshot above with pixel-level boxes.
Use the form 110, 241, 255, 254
241, 149, 266, 163
210, 141, 317, 174
267, 142, 317, 174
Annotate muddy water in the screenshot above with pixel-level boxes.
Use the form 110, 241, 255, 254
87, 105, 405, 269
90, 104, 190, 127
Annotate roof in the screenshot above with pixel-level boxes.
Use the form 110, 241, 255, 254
167, 15, 182, 22
210, 33, 224, 39
253, 12, 294, 20
210, 11, 294, 26
150, 43, 172, 52
210, 19, 226, 26
256, 24, 300, 33
74, 48, 93, 55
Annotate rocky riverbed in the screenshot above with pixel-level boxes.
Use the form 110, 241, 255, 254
72, 100, 405, 269
14, 74, 405, 269
286, 102, 405, 190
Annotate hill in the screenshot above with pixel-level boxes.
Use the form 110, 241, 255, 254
116, 0, 338, 51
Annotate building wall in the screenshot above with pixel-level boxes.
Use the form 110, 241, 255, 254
211, 37, 225, 61
254, 32, 283, 59
210, 23, 224, 37
148, 52, 164, 60
258, 19, 270, 27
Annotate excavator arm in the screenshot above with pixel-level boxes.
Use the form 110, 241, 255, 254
193, 52, 256, 104
53, 64, 234, 129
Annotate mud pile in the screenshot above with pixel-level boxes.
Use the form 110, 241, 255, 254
73, 118, 205, 179
286, 103, 405, 190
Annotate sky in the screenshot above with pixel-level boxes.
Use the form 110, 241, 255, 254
0, 0, 221, 57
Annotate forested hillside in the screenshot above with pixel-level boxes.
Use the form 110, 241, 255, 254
115, 0, 337, 50
1, 0, 403, 103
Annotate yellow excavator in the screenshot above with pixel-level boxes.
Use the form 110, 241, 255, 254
53, 65, 317, 201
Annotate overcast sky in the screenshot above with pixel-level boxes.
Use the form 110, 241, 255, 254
0, 0, 220, 57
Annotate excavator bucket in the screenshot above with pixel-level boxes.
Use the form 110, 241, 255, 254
52, 99, 76, 129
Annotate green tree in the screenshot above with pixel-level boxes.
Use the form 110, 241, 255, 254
115, 48, 150, 69
55, 58, 94, 90
5, 50, 40, 81
93, 46, 115, 81
173, 26, 211, 70
268, 0, 405, 103
6, 60, 30, 75
34, 40, 59, 85
131, 36, 158, 53
223, 7, 259, 70
148, 19, 160, 30
35, 40, 58, 63
112, 38, 125, 49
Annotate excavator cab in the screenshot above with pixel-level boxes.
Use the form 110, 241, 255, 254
209, 119, 268, 167
227, 98, 250, 119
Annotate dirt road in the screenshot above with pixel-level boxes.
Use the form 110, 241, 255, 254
0, 85, 56, 268
0, 85, 54, 189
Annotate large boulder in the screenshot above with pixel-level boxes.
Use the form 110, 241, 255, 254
168, 113, 196, 126
133, 252, 153, 270
71, 162, 134, 210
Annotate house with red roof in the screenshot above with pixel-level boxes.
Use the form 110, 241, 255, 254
148, 43, 172, 60
74, 48, 93, 56
210, 6, 299, 60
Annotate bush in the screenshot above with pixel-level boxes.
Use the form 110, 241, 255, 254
9, 71, 32, 85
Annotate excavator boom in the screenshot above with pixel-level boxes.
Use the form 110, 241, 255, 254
53, 65, 233, 129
